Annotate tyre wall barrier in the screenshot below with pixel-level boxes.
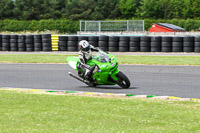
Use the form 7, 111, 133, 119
119, 36, 129, 52
162, 36, 172, 52
1, 34, 200, 53
0, 34, 52, 52
0, 34, 2, 51
98, 35, 109, 51
58, 35, 200, 53
42, 34, 52, 51
140, 36, 151, 52
88, 36, 98, 47
68, 36, 78, 51
109, 36, 119, 52
151, 36, 161, 52
130, 36, 140, 52
172, 37, 183, 52
195, 36, 200, 52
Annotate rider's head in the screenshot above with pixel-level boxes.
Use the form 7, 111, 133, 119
78, 40, 91, 54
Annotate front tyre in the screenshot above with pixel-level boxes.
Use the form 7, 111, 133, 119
88, 82, 96, 87
116, 71, 130, 88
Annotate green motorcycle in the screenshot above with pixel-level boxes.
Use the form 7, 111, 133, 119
67, 49, 130, 88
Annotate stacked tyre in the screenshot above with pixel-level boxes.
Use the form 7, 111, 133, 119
172, 37, 183, 52
42, 34, 52, 51
25, 35, 34, 51
161, 36, 172, 52
0, 34, 2, 51
140, 36, 151, 52
119, 36, 129, 52
129, 36, 140, 52
2, 35, 10, 51
88, 36, 98, 47
34, 35, 42, 51
183, 36, 194, 52
68, 36, 78, 51
10, 35, 18, 51
194, 36, 200, 52
78, 36, 88, 42
151, 36, 161, 52
99, 36, 108, 51
108, 36, 119, 52
58, 36, 68, 51
18, 35, 26, 51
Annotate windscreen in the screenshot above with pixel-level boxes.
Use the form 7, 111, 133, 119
96, 50, 109, 63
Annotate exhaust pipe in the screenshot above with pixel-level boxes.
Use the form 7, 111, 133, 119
68, 72, 89, 84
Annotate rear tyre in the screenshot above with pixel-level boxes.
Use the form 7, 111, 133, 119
116, 71, 130, 88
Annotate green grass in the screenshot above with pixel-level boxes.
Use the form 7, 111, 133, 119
117, 55, 200, 65
1, 54, 200, 65
0, 54, 69, 63
0, 90, 200, 133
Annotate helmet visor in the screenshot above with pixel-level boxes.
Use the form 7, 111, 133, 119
81, 45, 90, 52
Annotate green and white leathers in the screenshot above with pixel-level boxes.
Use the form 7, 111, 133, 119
67, 49, 130, 88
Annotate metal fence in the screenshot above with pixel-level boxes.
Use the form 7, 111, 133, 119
80, 20, 144, 32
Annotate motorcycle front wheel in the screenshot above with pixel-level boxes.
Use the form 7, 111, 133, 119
116, 71, 131, 88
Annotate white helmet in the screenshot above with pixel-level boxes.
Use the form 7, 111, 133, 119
78, 40, 91, 53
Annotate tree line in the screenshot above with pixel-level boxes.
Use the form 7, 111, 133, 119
0, 0, 200, 20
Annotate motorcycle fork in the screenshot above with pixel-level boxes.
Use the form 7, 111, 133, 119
110, 69, 119, 81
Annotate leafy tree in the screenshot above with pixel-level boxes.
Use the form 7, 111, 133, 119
0, 0, 14, 19
182, 0, 193, 19
64, 0, 96, 20
103, 0, 121, 19
119, 0, 137, 18
137, 0, 161, 19
91, 0, 121, 20
13, 0, 23, 19
14, 0, 45, 20
64, 0, 120, 20
192, 0, 200, 19
44, 0, 66, 19
183, 0, 200, 19
13, 0, 66, 20
158, 0, 174, 19
167, 0, 184, 19
1, 0, 200, 21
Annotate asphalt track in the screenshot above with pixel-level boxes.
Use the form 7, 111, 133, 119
0, 63, 200, 99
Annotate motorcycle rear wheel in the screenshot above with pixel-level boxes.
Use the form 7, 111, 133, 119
116, 71, 130, 88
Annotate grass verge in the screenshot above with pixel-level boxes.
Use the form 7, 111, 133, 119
0, 90, 200, 133
0, 54, 200, 65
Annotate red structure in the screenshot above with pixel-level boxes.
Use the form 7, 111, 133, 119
198, 28, 200, 32
149, 23, 185, 32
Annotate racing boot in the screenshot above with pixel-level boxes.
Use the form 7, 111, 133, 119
85, 66, 95, 81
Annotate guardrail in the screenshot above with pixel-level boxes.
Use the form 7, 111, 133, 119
80, 20, 145, 32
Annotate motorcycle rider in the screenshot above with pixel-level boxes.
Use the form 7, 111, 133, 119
78, 40, 99, 81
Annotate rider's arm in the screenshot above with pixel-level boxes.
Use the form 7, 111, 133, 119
90, 45, 99, 52
78, 51, 91, 69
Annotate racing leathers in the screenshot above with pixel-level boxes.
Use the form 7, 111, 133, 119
78, 45, 99, 81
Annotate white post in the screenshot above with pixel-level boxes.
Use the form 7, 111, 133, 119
80, 20, 82, 32
127, 20, 129, 31
99, 21, 101, 32
143, 20, 145, 31
85, 21, 87, 32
